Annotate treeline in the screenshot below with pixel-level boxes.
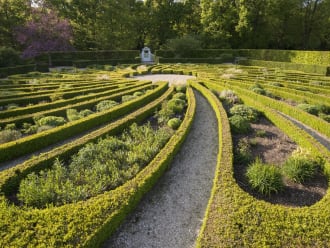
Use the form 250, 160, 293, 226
0, 0, 330, 55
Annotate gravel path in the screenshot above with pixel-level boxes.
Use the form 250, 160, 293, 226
103, 90, 218, 248
134, 74, 196, 86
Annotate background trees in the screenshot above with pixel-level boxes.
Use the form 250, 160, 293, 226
0, 0, 330, 58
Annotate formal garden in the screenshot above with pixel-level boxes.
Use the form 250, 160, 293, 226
1, 1, 330, 247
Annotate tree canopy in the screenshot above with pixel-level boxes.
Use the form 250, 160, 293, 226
0, 0, 330, 55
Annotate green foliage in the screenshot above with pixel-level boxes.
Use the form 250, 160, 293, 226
229, 115, 251, 134
0, 129, 22, 144
66, 109, 80, 121
35, 116, 67, 127
133, 91, 143, 97
121, 95, 137, 102
229, 104, 259, 122
172, 92, 186, 101
161, 35, 202, 58
6, 103, 19, 110
219, 90, 241, 105
96, 100, 118, 112
167, 118, 182, 130
0, 47, 21, 67
282, 156, 320, 183
235, 138, 253, 164
246, 159, 284, 196
175, 85, 186, 93
167, 98, 186, 114
250, 84, 266, 95
18, 123, 172, 208
297, 103, 319, 116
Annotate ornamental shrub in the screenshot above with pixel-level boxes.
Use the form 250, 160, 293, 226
0, 129, 22, 144
229, 104, 260, 122
167, 118, 182, 130
229, 115, 251, 134
133, 91, 143, 97
297, 104, 319, 116
282, 156, 319, 183
219, 90, 241, 105
167, 98, 186, 114
172, 92, 186, 101
0, 47, 21, 67
35, 116, 67, 127
122, 95, 137, 102
235, 138, 253, 164
175, 85, 186, 93
246, 159, 284, 196
96, 100, 118, 112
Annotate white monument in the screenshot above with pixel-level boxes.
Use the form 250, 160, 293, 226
141, 47, 154, 64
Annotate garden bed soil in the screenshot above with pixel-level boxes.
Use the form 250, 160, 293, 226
233, 117, 328, 207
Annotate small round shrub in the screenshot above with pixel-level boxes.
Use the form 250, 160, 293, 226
167, 118, 182, 130
235, 138, 253, 164
229, 115, 251, 134
79, 109, 93, 117
167, 98, 186, 114
282, 157, 318, 183
6, 103, 19, 110
175, 85, 186, 93
172, 92, 186, 101
219, 90, 241, 105
96, 100, 118, 112
36, 116, 66, 127
251, 87, 266, 95
66, 109, 80, 121
297, 104, 319, 116
229, 104, 259, 122
0, 129, 22, 144
246, 159, 284, 196
319, 113, 330, 122
133, 91, 143, 97
122, 95, 137, 102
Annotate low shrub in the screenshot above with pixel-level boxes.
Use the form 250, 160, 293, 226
229, 104, 260, 122
246, 159, 284, 196
229, 115, 251, 134
96, 100, 118, 112
319, 113, 330, 122
235, 138, 253, 164
0, 129, 22, 144
297, 103, 319, 115
66, 109, 80, 121
122, 95, 137, 102
167, 98, 186, 114
282, 156, 319, 183
167, 118, 182, 130
133, 91, 143, 97
172, 92, 186, 101
175, 85, 186, 93
219, 90, 241, 105
35, 116, 67, 127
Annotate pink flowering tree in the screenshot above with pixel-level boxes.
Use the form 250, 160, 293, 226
16, 8, 74, 62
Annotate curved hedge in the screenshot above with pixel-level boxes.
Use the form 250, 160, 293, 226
0, 86, 196, 247
193, 81, 330, 248
0, 82, 168, 163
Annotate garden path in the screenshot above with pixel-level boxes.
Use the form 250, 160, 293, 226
103, 90, 218, 248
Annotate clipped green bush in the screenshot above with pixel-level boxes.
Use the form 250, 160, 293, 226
172, 92, 186, 101
219, 90, 241, 105
246, 159, 284, 196
235, 138, 253, 164
66, 109, 80, 121
96, 100, 118, 112
167, 118, 182, 130
175, 85, 186, 93
229, 115, 251, 134
167, 98, 186, 114
122, 95, 137, 102
229, 104, 260, 122
282, 156, 319, 183
35, 116, 67, 127
0, 129, 22, 144
133, 91, 143, 97
297, 103, 319, 115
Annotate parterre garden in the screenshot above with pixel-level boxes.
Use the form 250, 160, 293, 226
0, 62, 329, 247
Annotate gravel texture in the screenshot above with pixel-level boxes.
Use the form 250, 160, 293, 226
103, 90, 218, 248
134, 74, 196, 86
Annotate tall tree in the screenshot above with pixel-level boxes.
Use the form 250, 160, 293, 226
201, 0, 239, 48
15, 8, 73, 58
0, 0, 31, 47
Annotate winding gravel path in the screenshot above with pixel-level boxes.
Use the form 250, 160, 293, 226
103, 90, 218, 248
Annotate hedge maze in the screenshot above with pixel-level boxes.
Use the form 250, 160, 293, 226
0, 62, 329, 247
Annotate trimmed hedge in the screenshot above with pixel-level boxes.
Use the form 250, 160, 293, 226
0, 82, 152, 128
239, 59, 330, 76
0, 86, 196, 247
0, 64, 37, 78
0, 80, 146, 119
192, 81, 330, 248
0, 82, 168, 163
